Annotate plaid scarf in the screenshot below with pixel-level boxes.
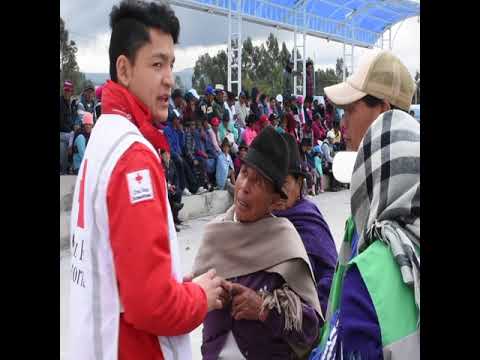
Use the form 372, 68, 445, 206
350, 109, 420, 318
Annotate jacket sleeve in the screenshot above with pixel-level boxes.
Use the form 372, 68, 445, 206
338, 264, 383, 359
107, 142, 208, 336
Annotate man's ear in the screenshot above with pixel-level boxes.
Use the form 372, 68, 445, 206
116, 55, 133, 88
381, 100, 391, 113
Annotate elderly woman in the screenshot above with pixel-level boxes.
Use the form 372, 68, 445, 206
193, 127, 323, 359
272, 133, 338, 315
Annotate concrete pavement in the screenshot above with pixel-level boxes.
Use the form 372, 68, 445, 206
60, 189, 351, 359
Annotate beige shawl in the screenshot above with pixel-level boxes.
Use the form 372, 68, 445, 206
192, 206, 322, 318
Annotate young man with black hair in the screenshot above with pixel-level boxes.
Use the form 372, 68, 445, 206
68, 2, 226, 359
306, 60, 315, 98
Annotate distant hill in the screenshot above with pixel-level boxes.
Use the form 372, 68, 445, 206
84, 68, 194, 89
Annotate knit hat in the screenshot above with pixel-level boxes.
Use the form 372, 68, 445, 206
296, 95, 304, 105
205, 85, 215, 96
64, 80, 73, 91
324, 50, 415, 112
82, 112, 94, 125
210, 117, 220, 127
243, 126, 289, 199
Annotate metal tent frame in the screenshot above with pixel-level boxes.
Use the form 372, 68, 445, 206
170, 0, 420, 95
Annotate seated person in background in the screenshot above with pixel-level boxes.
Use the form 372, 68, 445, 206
312, 145, 325, 194
321, 131, 341, 192
193, 127, 323, 359
331, 121, 343, 151
164, 109, 198, 196
216, 138, 235, 190
219, 112, 239, 154
201, 116, 221, 185
257, 114, 271, 133
72, 112, 94, 175
276, 113, 288, 134
312, 113, 326, 143
183, 117, 209, 194
241, 113, 258, 146
299, 137, 317, 196
234, 143, 248, 178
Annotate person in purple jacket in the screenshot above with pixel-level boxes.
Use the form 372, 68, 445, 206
272, 133, 338, 315
193, 127, 323, 359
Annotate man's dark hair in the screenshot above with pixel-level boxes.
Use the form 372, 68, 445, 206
361, 94, 403, 112
109, 0, 180, 82
306, 60, 313, 67
305, 95, 313, 104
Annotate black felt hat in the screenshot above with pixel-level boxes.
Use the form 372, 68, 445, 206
243, 126, 289, 199
281, 133, 308, 178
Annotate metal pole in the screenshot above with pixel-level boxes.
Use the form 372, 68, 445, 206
227, 0, 232, 91
343, 41, 346, 81
238, 0, 242, 96
351, 44, 354, 76
388, 27, 392, 50
293, 20, 298, 97
302, 6, 306, 97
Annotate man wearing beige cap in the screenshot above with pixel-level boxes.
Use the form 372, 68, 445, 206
310, 51, 419, 360
325, 50, 416, 151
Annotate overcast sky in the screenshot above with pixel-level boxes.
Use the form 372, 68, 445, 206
60, 0, 420, 77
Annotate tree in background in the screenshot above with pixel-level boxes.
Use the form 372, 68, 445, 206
192, 33, 347, 97
60, 17, 87, 95
335, 57, 349, 81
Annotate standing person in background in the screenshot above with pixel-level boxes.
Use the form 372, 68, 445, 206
169, 88, 185, 120
276, 94, 284, 117
312, 145, 325, 194
306, 60, 315, 98
235, 91, 249, 129
60, 80, 76, 175
68, 2, 227, 359
72, 112, 94, 175
272, 133, 337, 314
283, 58, 302, 99
250, 87, 261, 118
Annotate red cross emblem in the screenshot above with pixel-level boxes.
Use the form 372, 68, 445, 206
135, 173, 143, 183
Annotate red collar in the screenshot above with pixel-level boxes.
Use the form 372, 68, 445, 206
101, 80, 170, 153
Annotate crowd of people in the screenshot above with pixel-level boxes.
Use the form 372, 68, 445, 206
61, 78, 349, 231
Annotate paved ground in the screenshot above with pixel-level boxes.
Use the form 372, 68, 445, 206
60, 189, 350, 359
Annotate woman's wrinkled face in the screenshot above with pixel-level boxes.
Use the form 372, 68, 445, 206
234, 165, 280, 222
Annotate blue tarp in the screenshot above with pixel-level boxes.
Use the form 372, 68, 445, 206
190, 0, 419, 47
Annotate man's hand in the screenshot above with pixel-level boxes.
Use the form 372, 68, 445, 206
193, 269, 223, 312
230, 283, 265, 321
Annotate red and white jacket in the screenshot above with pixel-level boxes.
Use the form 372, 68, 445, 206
68, 114, 207, 360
